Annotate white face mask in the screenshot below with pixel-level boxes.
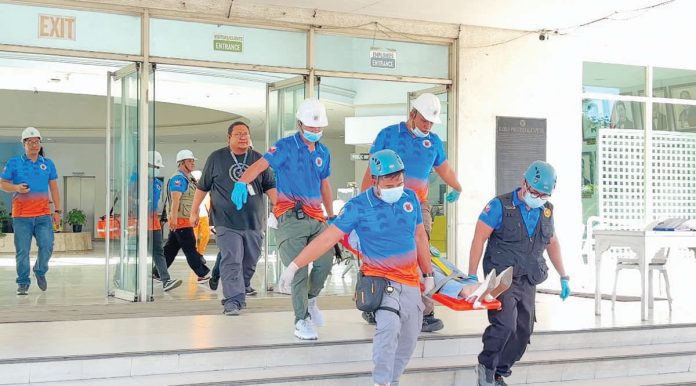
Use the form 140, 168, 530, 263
411, 127, 429, 138
523, 191, 547, 208
378, 185, 404, 204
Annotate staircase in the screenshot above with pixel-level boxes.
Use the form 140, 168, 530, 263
2, 311, 696, 385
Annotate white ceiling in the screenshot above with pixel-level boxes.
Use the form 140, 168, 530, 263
238, 0, 676, 32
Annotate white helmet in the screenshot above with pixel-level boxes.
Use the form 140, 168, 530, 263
176, 149, 197, 162
191, 170, 202, 180
21, 127, 42, 142
296, 99, 328, 127
148, 150, 164, 168
412, 93, 442, 124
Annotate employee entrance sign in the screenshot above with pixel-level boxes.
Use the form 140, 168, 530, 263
370, 49, 396, 69
214, 35, 244, 53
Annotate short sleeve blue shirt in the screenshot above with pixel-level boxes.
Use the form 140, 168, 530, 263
478, 188, 541, 237
1, 155, 58, 217
169, 173, 189, 193
263, 132, 331, 215
333, 187, 423, 286
369, 122, 446, 202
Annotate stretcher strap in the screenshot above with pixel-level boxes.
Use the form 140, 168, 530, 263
431, 256, 452, 276
425, 271, 461, 298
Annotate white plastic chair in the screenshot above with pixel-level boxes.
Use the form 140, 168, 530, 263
611, 247, 672, 311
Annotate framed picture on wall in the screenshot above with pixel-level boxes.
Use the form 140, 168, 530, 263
638, 87, 672, 131
668, 82, 696, 131
581, 151, 595, 198
611, 93, 642, 129
583, 100, 602, 141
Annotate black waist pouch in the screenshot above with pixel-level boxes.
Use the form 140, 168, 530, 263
355, 272, 399, 316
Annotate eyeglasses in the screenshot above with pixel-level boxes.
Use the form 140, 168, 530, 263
525, 180, 550, 199
24, 139, 41, 146
229, 133, 250, 138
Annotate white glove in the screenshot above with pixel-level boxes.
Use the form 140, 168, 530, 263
277, 262, 299, 294
424, 276, 435, 295
267, 213, 278, 229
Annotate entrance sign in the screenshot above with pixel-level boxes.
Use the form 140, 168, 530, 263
213, 34, 243, 52
370, 49, 396, 69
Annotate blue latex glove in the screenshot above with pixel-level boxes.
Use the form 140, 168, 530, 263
231, 181, 248, 210
446, 190, 461, 203
468, 274, 479, 281
327, 215, 337, 225
560, 278, 571, 300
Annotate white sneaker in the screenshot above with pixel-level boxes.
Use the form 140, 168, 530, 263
308, 297, 325, 327
294, 318, 318, 340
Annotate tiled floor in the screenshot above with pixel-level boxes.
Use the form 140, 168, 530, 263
1, 241, 696, 328
0, 241, 358, 308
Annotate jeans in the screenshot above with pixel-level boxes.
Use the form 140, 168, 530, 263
13, 215, 54, 285
163, 227, 210, 277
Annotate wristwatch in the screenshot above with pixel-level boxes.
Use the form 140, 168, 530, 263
54, 210, 62, 214
422, 272, 434, 278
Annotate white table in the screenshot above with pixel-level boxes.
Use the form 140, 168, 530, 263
594, 230, 696, 320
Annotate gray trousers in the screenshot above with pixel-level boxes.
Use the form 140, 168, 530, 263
151, 229, 170, 283
276, 212, 333, 323
421, 201, 435, 316
373, 281, 424, 386
217, 226, 263, 310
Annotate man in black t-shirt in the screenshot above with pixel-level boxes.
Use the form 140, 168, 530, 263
190, 122, 276, 315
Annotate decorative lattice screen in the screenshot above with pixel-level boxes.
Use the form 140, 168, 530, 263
597, 128, 696, 223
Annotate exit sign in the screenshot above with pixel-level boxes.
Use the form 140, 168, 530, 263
38, 14, 76, 40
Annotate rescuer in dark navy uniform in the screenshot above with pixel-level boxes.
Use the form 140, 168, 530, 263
468, 160, 570, 386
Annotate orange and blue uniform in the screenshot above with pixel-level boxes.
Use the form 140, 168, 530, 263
1, 154, 57, 218
370, 122, 446, 203
332, 187, 422, 287
263, 132, 331, 221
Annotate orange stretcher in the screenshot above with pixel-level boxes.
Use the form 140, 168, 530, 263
338, 234, 501, 311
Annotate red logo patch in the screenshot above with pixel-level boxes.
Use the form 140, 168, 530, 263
268, 146, 277, 154
422, 139, 432, 148
403, 201, 414, 213
484, 204, 491, 213
39, 164, 47, 170
315, 157, 323, 167
174, 179, 182, 186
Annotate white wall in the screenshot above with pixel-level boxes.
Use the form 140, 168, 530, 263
455, 1, 696, 290
456, 27, 581, 286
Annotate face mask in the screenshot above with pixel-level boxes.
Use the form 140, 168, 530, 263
411, 127, 429, 138
524, 191, 547, 209
302, 130, 323, 143
378, 185, 404, 204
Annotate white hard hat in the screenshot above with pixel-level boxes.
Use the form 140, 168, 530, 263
21, 127, 42, 142
176, 149, 197, 162
296, 99, 328, 127
148, 150, 164, 168
191, 170, 202, 180
412, 93, 442, 124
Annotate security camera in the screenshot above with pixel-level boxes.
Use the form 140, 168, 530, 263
538, 33, 546, 41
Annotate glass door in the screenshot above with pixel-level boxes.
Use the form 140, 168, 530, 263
105, 63, 155, 301
263, 75, 306, 291
407, 85, 452, 260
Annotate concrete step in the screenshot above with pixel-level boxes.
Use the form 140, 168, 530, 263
7, 343, 696, 385
3, 323, 696, 385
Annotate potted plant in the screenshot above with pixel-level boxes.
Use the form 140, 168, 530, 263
0, 201, 12, 237
67, 208, 86, 233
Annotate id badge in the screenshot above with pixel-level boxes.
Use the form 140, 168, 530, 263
247, 184, 256, 196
